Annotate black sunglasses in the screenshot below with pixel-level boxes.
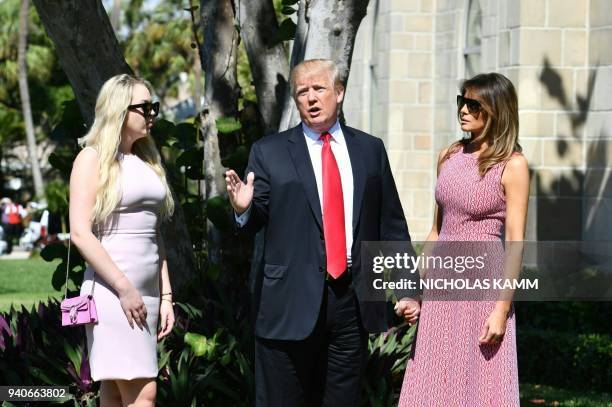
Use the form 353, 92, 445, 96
457, 95, 482, 114
127, 101, 160, 119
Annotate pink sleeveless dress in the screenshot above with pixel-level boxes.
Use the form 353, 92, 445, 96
80, 150, 166, 381
398, 146, 520, 406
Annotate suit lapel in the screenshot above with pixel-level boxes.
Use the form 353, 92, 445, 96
343, 124, 366, 234
287, 124, 323, 231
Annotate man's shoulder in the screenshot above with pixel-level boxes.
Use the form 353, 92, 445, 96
343, 125, 383, 147
252, 125, 298, 149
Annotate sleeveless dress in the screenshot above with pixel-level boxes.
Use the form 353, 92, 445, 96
399, 146, 520, 406
80, 150, 166, 381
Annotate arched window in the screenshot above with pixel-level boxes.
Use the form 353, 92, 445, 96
464, 0, 482, 77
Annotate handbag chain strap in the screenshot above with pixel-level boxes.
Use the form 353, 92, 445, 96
63, 224, 100, 300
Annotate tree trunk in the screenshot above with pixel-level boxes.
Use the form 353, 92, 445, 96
199, 0, 239, 266
236, 0, 290, 134
193, 54, 202, 115
18, 0, 45, 200
200, 0, 238, 199
32, 0, 196, 292
279, 0, 369, 130
32, 0, 132, 124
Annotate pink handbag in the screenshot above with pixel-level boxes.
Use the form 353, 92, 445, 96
60, 238, 98, 326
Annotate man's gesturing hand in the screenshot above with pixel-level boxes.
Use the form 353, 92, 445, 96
225, 170, 254, 214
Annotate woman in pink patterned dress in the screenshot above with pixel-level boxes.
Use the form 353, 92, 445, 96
398, 73, 529, 406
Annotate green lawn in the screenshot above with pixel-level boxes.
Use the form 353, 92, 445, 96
0, 258, 63, 312
520, 383, 612, 406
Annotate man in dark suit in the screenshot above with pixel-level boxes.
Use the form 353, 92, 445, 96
225, 59, 420, 406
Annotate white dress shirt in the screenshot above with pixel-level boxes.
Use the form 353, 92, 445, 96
236, 120, 354, 265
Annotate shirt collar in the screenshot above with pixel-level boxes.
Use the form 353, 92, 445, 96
302, 120, 344, 145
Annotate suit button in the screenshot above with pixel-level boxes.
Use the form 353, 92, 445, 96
319, 266, 324, 272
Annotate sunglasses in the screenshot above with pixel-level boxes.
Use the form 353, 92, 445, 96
457, 95, 482, 114
127, 101, 160, 119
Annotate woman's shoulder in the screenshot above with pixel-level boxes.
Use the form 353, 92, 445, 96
437, 144, 454, 163
501, 152, 529, 181
505, 151, 528, 168
74, 146, 99, 167
437, 142, 464, 165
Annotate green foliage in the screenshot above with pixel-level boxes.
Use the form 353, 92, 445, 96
516, 302, 611, 335
123, 0, 196, 103
41, 241, 86, 294
50, 99, 88, 144
272, 18, 297, 45
205, 195, 231, 232
0, 0, 74, 124
0, 0, 75, 197
45, 179, 69, 215
156, 280, 255, 405
0, 299, 99, 404
215, 117, 242, 134
237, 40, 257, 104
516, 302, 612, 393
271, 0, 297, 45
517, 327, 612, 392
364, 325, 416, 406
0, 107, 23, 146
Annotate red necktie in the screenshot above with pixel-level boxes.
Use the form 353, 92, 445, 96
320, 132, 347, 279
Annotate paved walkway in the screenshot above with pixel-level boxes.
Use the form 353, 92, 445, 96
0, 249, 30, 260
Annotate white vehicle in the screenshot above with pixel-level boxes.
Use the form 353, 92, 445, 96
19, 209, 49, 250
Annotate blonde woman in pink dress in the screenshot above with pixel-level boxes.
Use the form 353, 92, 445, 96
70, 74, 175, 406
398, 73, 529, 406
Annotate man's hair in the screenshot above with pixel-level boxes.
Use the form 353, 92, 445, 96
290, 59, 344, 97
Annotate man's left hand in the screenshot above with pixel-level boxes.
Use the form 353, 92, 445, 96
395, 297, 420, 325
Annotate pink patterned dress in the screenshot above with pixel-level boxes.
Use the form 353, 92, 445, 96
398, 146, 520, 406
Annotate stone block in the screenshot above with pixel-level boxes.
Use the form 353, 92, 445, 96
414, 133, 433, 150
542, 138, 583, 167
590, 0, 612, 27
519, 0, 546, 26
541, 68, 574, 110
406, 53, 432, 78
419, 81, 432, 104
519, 29, 562, 66
520, 112, 556, 137
389, 80, 418, 103
404, 106, 433, 132
548, 0, 587, 28
390, 0, 420, 12
589, 28, 612, 66
563, 30, 587, 67
405, 15, 433, 32
520, 138, 543, 167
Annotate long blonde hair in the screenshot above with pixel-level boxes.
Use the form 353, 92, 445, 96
79, 74, 174, 224
445, 72, 521, 176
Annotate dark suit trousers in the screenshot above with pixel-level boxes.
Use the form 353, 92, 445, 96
255, 278, 368, 407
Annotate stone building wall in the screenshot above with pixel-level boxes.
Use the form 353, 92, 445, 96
344, 0, 612, 241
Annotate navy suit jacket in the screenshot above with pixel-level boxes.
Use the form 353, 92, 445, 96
239, 123, 411, 340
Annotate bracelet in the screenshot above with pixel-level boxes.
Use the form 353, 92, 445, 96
161, 298, 174, 304
161, 291, 172, 296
